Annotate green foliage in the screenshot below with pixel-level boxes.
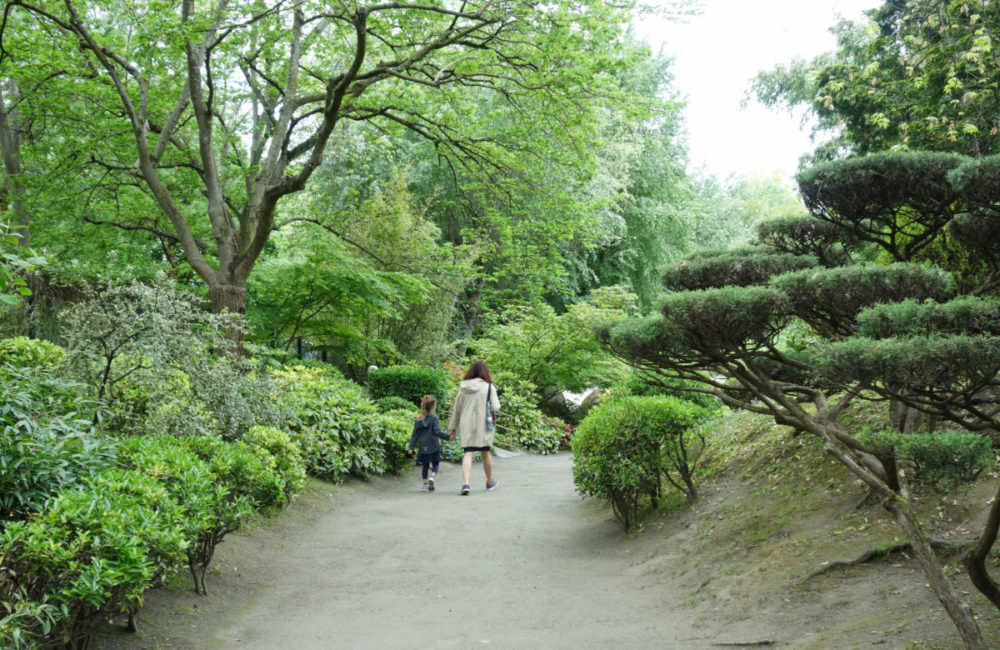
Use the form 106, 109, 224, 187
573, 395, 709, 530
861, 428, 993, 492
241, 426, 306, 503
654, 286, 790, 358
368, 366, 450, 406
377, 410, 415, 475
269, 365, 405, 481
375, 396, 416, 414
612, 372, 722, 410
0, 223, 45, 307
771, 264, 953, 338
811, 335, 1000, 401
0, 469, 188, 648
60, 281, 282, 440
0, 366, 113, 523
857, 297, 1000, 339
662, 249, 817, 291
796, 152, 967, 262
753, 1, 1000, 159
756, 216, 861, 267
471, 295, 629, 405
492, 372, 564, 455
0, 337, 65, 370
182, 436, 285, 511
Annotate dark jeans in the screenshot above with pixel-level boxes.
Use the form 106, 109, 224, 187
419, 451, 442, 479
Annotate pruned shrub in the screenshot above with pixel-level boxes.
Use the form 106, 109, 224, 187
756, 216, 860, 267
771, 264, 953, 338
662, 249, 817, 291
860, 428, 993, 492
377, 410, 414, 474
367, 365, 450, 405
572, 396, 710, 530
0, 469, 188, 649
796, 151, 966, 262
857, 296, 1000, 339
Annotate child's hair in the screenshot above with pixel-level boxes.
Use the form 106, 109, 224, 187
421, 394, 437, 415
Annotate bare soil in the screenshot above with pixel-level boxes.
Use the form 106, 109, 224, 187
95, 435, 1000, 649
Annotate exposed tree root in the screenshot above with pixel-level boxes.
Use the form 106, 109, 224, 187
712, 642, 775, 647
806, 537, 973, 580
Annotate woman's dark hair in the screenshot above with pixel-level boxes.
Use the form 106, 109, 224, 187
421, 394, 437, 414
463, 360, 493, 383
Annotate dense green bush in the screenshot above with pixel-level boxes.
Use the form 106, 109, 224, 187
0, 367, 114, 523
0, 337, 65, 370
379, 409, 414, 475
271, 365, 407, 481
183, 436, 286, 511
367, 365, 450, 405
375, 396, 415, 413
0, 469, 188, 649
493, 372, 563, 454
572, 396, 709, 530
119, 436, 256, 596
241, 425, 306, 501
861, 428, 993, 492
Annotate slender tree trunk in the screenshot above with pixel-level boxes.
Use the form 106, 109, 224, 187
885, 496, 986, 649
964, 481, 1000, 613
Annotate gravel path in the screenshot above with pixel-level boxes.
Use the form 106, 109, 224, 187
198, 452, 693, 649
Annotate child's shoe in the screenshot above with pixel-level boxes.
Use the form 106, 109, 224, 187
421, 482, 429, 491
428, 477, 435, 492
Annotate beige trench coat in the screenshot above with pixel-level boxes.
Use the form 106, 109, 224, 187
448, 377, 501, 448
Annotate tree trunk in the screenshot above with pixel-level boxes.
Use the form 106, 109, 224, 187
885, 497, 986, 649
964, 481, 1000, 613
208, 282, 247, 345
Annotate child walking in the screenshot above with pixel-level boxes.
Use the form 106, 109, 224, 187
406, 395, 449, 491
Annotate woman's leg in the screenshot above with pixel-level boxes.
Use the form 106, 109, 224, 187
462, 451, 473, 485
482, 450, 493, 482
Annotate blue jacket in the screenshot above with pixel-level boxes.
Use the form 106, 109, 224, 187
409, 413, 448, 455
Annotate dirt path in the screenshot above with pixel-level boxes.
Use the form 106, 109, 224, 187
100, 452, 706, 649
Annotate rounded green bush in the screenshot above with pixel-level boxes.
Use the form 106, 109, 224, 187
573, 396, 709, 530
0, 336, 65, 370
242, 425, 306, 501
368, 366, 450, 405
375, 396, 415, 413
0, 468, 188, 648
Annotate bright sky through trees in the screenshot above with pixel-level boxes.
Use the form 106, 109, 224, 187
639, 0, 879, 181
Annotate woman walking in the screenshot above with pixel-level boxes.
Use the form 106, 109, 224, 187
448, 361, 501, 495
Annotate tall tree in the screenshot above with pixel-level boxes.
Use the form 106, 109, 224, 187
0, 0, 642, 327
752, 0, 1000, 161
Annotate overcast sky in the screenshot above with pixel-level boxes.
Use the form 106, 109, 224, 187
637, 0, 880, 181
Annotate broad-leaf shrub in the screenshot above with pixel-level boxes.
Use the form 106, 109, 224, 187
0, 366, 113, 523
368, 365, 450, 405
375, 396, 414, 413
118, 436, 255, 595
270, 365, 406, 481
572, 396, 709, 530
380, 410, 415, 475
0, 337, 65, 370
0, 469, 188, 649
241, 426, 306, 501
493, 372, 563, 454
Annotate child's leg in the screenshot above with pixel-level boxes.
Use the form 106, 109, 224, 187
421, 455, 431, 480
